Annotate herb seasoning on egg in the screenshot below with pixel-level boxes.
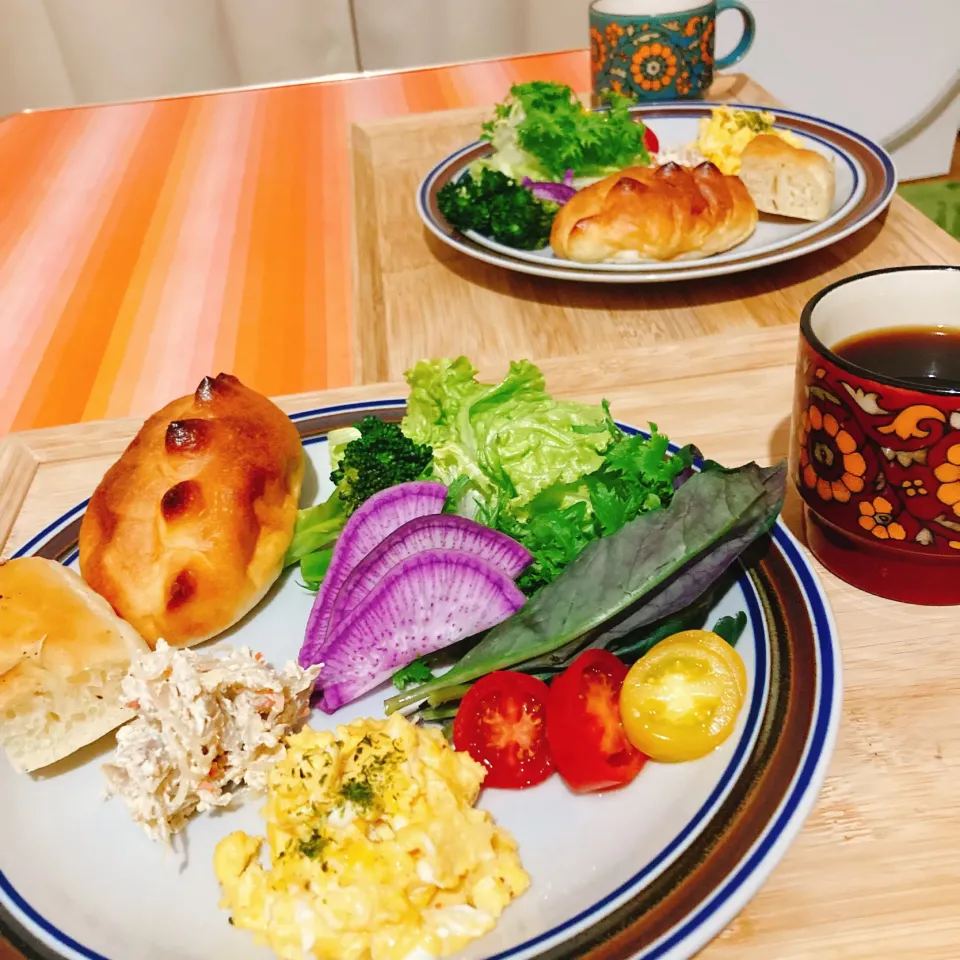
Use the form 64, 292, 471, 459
214, 715, 530, 959
297, 830, 328, 859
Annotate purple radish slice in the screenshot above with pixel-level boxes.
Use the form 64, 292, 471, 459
298, 481, 447, 668
329, 514, 532, 627
317, 549, 526, 713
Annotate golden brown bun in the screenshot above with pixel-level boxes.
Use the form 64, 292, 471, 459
0, 557, 151, 773
550, 162, 758, 263
79, 374, 304, 650
738, 134, 835, 222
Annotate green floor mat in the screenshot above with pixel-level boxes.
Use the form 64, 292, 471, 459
898, 181, 960, 240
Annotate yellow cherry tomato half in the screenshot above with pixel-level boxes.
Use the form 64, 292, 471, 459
619, 631, 747, 763
669, 629, 749, 699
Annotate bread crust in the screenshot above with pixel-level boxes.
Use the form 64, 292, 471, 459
550, 161, 758, 263
79, 374, 304, 649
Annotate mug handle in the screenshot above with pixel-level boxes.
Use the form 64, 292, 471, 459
714, 0, 756, 70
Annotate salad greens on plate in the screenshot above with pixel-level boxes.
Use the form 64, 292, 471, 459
436, 80, 656, 251
289, 354, 786, 743
401, 356, 695, 593
385, 459, 783, 714
476, 81, 652, 183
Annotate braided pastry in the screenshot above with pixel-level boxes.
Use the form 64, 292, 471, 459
550, 161, 758, 263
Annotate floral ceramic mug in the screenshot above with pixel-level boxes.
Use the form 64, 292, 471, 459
590, 0, 755, 102
789, 266, 960, 605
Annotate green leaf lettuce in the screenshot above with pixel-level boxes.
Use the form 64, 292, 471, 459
401, 356, 611, 514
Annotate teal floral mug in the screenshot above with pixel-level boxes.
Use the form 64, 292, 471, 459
590, 0, 756, 101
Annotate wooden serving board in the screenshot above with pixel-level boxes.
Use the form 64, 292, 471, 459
0, 326, 957, 959
350, 74, 960, 385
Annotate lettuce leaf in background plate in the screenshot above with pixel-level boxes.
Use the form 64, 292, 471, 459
472, 81, 651, 183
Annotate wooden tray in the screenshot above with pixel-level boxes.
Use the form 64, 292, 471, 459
349, 74, 960, 385
1, 326, 957, 958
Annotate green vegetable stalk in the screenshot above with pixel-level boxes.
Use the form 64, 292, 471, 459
299, 547, 334, 591
284, 416, 433, 569
285, 496, 346, 568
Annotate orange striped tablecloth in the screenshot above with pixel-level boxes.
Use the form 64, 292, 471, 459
0, 51, 589, 435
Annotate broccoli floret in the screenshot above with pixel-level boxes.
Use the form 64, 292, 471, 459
437, 169, 557, 251
330, 417, 433, 515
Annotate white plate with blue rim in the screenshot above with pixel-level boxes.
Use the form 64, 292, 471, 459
0, 398, 841, 960
417, 103, 895, 283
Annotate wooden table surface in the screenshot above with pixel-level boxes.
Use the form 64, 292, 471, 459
0, 49, 588, 435
1, 56, 958, 436
1, 325, 959, 959
351, 73, 960, 384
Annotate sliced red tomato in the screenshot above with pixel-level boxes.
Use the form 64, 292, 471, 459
546, 650, 647, 793
643, 125, 659, 154
453, 672, 554, 789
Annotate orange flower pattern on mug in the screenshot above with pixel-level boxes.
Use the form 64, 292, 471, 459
590, 27, 608, 75
630, 43, 679, 92
591, 11, 716, 100
700, 19, 716, 64
934, 442, 960, 517
605, 22, 624, 48
900, 478, 928, 497
797, 403, 867, 503
858, 497, 906, 541
793, 340, 960, 559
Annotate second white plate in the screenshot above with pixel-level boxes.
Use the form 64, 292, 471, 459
417, 103, 895, 284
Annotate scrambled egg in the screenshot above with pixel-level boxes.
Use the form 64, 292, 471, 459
214, 714, 529, 960
697, 105, 803, 175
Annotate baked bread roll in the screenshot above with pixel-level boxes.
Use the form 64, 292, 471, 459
79, 373, 304, 649
0, 557, 150, 773
550, 161, 758, 263
738, 134, 835, 222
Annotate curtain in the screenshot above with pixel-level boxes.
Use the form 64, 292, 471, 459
351, 0, 584, 72
0, 0, 585, 117
0, 0, 360, 117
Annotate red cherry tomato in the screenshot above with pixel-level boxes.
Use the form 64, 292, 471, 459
643, 125, 659, 154
546, 650, 647, 793
453, 672, 554, 789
